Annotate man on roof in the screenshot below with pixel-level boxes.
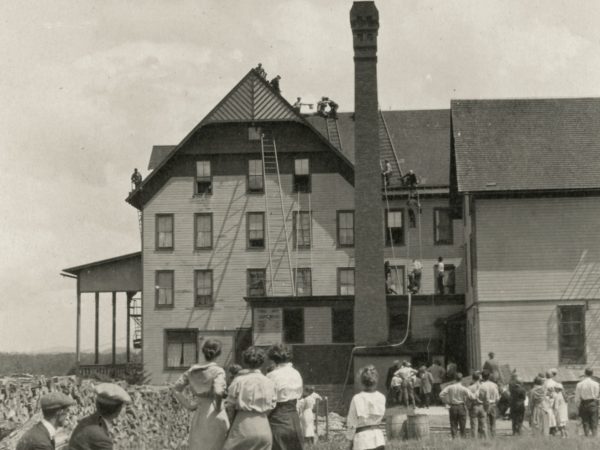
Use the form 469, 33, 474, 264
381, 159, 393, 186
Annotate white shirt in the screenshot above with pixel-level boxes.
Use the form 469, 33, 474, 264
575, 377, 600, 405
346, 391, 386, 450
41, 419, 56, 441
437, 262, 444, 274
267, 363, 303, 402
412, 260, 423, 271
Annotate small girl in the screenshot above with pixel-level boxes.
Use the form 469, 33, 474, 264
298, 386, 322, 444
553, 384, 568, 437
346, 365, 386, 450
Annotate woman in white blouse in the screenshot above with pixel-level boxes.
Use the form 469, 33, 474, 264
266, 344, 304, 450
346, 365, 386, 450
223, 347, 277, 450
172, 339, 229, 450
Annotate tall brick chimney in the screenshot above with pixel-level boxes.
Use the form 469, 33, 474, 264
350, 2, 388, 345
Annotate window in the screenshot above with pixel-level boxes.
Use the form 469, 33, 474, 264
388, 307, 410, 343
294, 268, 312, 296
293, 211, 311, 249
435, 263, 456, 294
247, 212, 265, 248
248, 160, 264, 192
386, 265, 405, 295
434, 208, 453, 245
155, 271, 174, 307
338, 268, 355, 295
558, 305, 586, 365
248, 126, 262, 141
385, 209, 404, 246
337, 211, 354, 247
194, 270, 213, 306
247, 269, 266, 297
332, 308, 354, 343
294, 158, 310, 192
283, 308, 304, 343
166, 330, 198, 369
194, 213, 212, 249
196, 161, 212, 194
156, 214, 174, 250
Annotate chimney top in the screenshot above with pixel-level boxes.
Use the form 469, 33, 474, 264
350, 2, 379, 51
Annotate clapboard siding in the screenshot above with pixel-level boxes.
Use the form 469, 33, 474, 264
476, 197, 600, 302
411, 303, 463, 340
477, 301, 600, 381
383, 197, 465, 295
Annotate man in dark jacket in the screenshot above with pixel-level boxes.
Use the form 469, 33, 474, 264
69, 383, 131, 450
509, 376, 527, 435
17, 392, 76, 450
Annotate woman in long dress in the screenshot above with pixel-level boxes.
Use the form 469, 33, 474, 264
172, 339, 229, 450
346, 365, 386, 450
297, 386, 322, 445
528, 376, 551, 436
267, 344, 304, 450
223, 347, 277, 450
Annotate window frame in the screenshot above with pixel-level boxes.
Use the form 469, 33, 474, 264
558, 305, 586, 365
194, 213, 213, 250
247, 159, 264, 193
385, 208, 405, 247
155, 214, 174, 250
293, 211, 312, 249
386, 265, 406, 295
247, 212, 265, 249
283, 308, 304, 344
337, 267, 355, 296
164, 329, 199, 370
155, 270, 175, 309
433, 207, 454, 245
336, 210, 355, 248
195, 160, 212, 195
331, 307, 354, 343
247, 269, 267, 297
194, 269, 214, 307
293, 158, 311, 193
294, 268, 312, 296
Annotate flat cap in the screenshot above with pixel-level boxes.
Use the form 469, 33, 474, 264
40, 392, 76, 411
95, 383, 132, 405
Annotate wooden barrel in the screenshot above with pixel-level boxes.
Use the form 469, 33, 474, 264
385, 412, 405, 440
406, 413, 430, 440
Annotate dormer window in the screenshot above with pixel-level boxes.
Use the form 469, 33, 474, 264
294, 158, 310, 193
196, 161, 212, 194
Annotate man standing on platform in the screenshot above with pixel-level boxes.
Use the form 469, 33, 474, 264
17, 392, 76, 450
440, 373, 473, 439
575, 368, 600, 437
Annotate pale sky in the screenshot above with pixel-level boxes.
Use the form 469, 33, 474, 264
2, 0, 600, 352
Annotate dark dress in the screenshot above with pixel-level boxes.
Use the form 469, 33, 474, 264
16, 422, 54, 450
509, 382, 527, 434
267, 363, 304, 450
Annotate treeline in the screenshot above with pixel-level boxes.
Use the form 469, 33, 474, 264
0, 352, 141, 377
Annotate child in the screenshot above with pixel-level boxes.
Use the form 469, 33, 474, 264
298, 386, 322, 445
346, 365, 386, 450
553, 384, 568, 437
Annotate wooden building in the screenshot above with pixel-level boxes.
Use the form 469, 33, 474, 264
452, 98, 600, 381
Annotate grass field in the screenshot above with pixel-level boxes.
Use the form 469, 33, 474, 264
309, 434, 600, 450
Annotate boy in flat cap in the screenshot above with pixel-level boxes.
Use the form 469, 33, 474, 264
17, 392, 76, 450
69, 383, 131, 450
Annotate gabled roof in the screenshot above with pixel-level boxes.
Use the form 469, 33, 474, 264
452, 98, 600, 193
128, 69, 352, 208
148, 145, 175, 170
306, 109, 451, 187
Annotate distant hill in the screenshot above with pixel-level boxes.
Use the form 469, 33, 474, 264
0, 351, 141, 377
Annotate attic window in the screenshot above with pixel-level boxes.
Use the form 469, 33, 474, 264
196, 161, 212, 195
248, 127, 262, 141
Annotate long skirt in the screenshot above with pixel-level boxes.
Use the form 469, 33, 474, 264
269, 400, 304, 450
530, 405, 550, 436
223, 411, 272, 450
187, 397, 229, 450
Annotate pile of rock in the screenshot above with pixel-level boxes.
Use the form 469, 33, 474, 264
0, 375, 190, 450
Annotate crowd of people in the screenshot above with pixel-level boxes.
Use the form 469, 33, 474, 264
16, 343, 600, 449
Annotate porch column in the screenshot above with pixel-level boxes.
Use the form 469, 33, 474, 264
94, 292, 100, 364
112, 292, 117, 365
76, 277, 81, 371
126, 292, 133, 363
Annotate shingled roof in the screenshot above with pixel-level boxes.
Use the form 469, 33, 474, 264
306, 109, 451, 187
452, 98, 600, 193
